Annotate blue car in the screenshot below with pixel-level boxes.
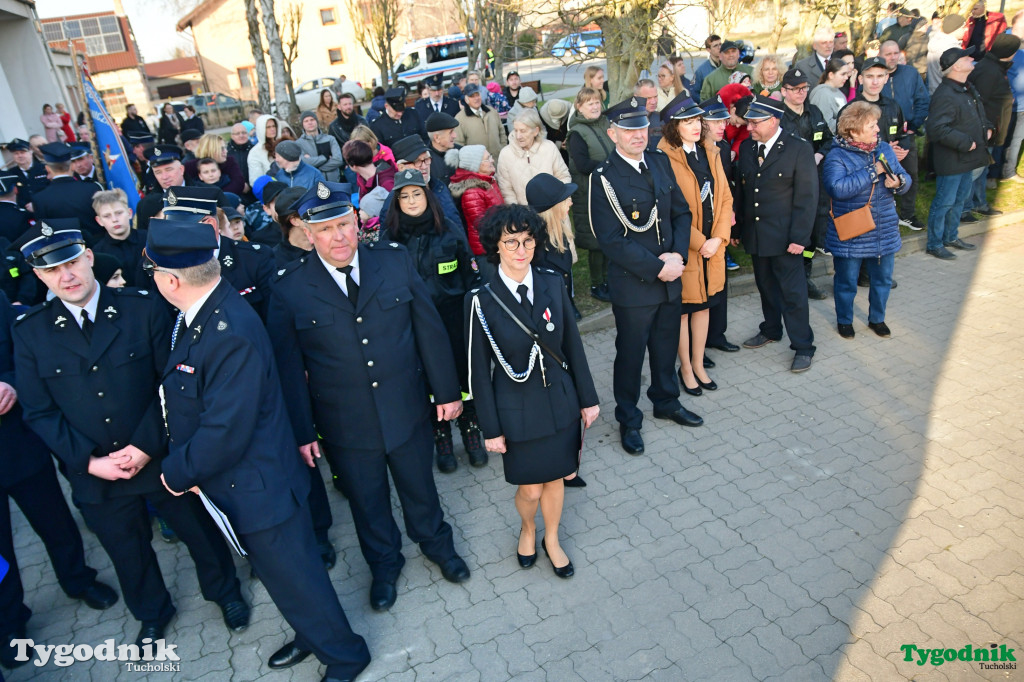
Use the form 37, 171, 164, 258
551, 30, 603, 58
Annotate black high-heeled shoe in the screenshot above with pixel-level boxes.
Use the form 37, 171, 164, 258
541, 538, 574, 578
678, 368, 702, 396
517, 528, 536, 568
695, 376, 718, 391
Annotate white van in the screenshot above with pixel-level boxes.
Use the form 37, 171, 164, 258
391, 33, 471, 89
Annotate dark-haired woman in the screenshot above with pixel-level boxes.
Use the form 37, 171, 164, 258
271, 186, 313, 267
466, 204, 600, 577
810, 59, 855, 134
384, 170, 487, 473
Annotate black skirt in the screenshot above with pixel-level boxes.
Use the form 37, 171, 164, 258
502, 420, 581, 485
680, 288, 724, 315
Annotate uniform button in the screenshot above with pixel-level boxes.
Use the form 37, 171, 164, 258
97, 392, 104, 397
105, 418, 111, 423
362, 338, 368, 345
356, 316, 363, 323
757, 173, 761, 178
754, 189, 759, 193
754, 203, 759, 207
181, 385, 186, 390
129, 352, 135, 358
371, 381, 379, 388
55, 368, 61, 374
91, 366, 98, 372
756, 217, 760, 221
231, 483, 235, 488
367, 360, 374, 367
112, 441, 120, 447
312, 319, 316, 325
395, 297, 400, 302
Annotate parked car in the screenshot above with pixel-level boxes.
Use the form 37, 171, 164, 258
295, 77, 365, 111
550, 30, 603, 58
186, 92, 242, 114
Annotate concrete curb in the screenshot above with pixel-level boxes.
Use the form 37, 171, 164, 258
576, 210, 1020, 335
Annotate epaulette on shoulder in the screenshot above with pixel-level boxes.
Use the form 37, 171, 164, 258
234, 240, 263, 252
13, 300, 50, 325
595, 162, 607, 173
274, 257, 309, 280
377, 241, 407, 253
535, 267, 559, 278
114, 287, 151, 297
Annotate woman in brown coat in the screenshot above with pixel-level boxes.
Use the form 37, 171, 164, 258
657, 94, 733, 396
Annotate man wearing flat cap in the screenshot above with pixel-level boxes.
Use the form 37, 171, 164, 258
700, 40, 754, 100
147, 218, 371, 679
370, 87, 427, 148
12, 219, 248, 649
30, 142, 102, 243
426, 112, 462, 183
4, 138, 49, 210
589, 97, 701, 457
455, 82, 508, 159
415, 76, 460, 122
268, 181, 472, 615
734, 95, 818, 373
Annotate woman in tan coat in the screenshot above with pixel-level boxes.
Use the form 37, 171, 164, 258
657, 94, 733, 396
495, 109, 571, 205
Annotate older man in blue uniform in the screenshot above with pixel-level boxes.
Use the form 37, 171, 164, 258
3, 139, 48, 211
11, 220, 248, 648
29, 143, 103, 243
734, 95, 818, 372
149, 220, 370, 681
589, 97, 702, 457
0, 171, 33, 244
268, 181, 471, 614
0, 290, 118, 670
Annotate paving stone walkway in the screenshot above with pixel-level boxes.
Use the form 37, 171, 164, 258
5, 224, 1022, 681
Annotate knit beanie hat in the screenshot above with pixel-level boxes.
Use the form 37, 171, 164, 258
300, 110, 317, 123
518, 86, 538, 104
360, 186, 390, 218
275, 140, 301, 162
445, 145, 487, 172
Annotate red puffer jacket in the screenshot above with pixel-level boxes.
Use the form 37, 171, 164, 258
448, 168, 504, 255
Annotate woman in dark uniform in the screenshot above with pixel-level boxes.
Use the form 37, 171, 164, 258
657, 94, 733, 396
466, 205, 600, 578
383, 169, 487, 473
271, 186, 313, 267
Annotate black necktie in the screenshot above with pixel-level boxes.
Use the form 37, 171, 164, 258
80, 309, 93, 343
517, 284, 532, 317
338, 265, 359, 306
435, 102, 441, 112
638, 161, 655, 190
757, 144, 766, 166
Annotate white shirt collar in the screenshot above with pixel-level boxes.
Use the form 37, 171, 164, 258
62, 282, 101, 327
498, 264, 534, 304
681, 141, 698, 154
760, 126, 784, 156
616, 149, 646, 173
317, 249, 360, 296
184, 279, 220, 327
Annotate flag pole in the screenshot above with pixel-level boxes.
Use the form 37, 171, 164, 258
70, 41, 106, 187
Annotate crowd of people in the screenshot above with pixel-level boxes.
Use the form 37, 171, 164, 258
1, 3, 1022, 677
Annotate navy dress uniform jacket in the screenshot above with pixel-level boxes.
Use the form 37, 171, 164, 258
0, 201, 33, 244
30, 177, 102, 243
733, 133, 818, 256
12, 287, 171, 504
414, 97, 461, 122
10, 161, 49, 210
217, 237, 274, 321
369, 109, 428, 148
93, 229, 148, 287
160, 278, 310, 536
268, 242, 461, 453
465, 269, 598, 443
588, 150, 691, 307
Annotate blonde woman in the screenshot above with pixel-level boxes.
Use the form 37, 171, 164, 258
495, 108, 571, 205
190, 133, 245, 194
656, 62, 687, 111
753, 55, 783, 96
582, 65, 609, 108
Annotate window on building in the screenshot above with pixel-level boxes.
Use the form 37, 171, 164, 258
328, 47, 345, 65
237, 68, 253, 89
49, 17, 125, 56
43, 23, 64, 42
320, 8, 336, 25
64, 21, 82, 39
100, 87, 127, 119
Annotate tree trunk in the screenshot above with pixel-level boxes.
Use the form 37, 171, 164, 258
260, 0, 292, 121
767, 0, 787, 54
244, 0, 271, 110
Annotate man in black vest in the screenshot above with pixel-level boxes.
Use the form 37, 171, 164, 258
734, 95, 818, 373
589, 97, 702, 456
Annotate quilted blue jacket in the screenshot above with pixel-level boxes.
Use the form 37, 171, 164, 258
823, 137, 910, 258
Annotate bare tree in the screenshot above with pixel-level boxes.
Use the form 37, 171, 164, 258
767, 0, 788, 53
474, 0, 523, 82
345, 0, 403, 89
244, 0, 271, 110
279, 1, 303, 109
260, 0, 292, 120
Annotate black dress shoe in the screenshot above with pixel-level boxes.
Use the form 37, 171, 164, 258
269, 641, 312, 669
696, 376, 717, 391
708, 341, 740, 352
541, 538, 574, 579
837, 323, 855, 339
702, 355, 715, 368
806, 279, 828, 300
75, 580, 118, 610
653, 406, 703, 427
517, 528, 537, 568
960, 212, 979, 223
369, 578, 398, 611
619, 425, 644, 455
563, 474, 586, 488
135, 615, 173, 648
590, 284, 611, 302
790, 355, 813, 373
742, 332, 777, 349
677, 368, 702, 396
945, 238, 977, 251
219, 599, 250, 632
438, 556, 471, 583
976, 207, 1002, 216
319, 541, 337, 570
868, 321, 891, 337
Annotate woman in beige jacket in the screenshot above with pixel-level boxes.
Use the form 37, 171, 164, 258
495, 109, 571, 205
657, 94, 733, 397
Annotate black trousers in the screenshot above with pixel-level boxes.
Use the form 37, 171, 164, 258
242, 501, 370, 679
896, 135, 920, 219
323, 417, 457, 582
707, 286, 729, 347
307, 461, 333, 543
752, 253, 815, 355
611, 299, 683, 428
78, 484, 241, 625
0, 459, 96, 632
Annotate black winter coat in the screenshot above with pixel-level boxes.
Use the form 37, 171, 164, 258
928, 78, 993, 176
968, 53, 1015, 146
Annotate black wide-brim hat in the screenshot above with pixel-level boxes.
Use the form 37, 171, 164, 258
525, 173, 577, 214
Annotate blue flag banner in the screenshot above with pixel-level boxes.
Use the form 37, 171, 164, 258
81, 76, 140, 211
0, 553, 8, 584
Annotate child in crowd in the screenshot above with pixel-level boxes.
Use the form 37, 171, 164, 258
196, 157, 231, 190
357, 186, 389, 244
91, 189, 145, 286
218, 207, 247, 241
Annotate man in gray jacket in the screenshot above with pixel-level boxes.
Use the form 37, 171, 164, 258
297, 111, 343, 181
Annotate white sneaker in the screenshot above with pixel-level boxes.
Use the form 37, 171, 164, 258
898, 217, 912, 228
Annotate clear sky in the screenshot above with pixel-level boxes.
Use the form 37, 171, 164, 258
35, 0, 197, 63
